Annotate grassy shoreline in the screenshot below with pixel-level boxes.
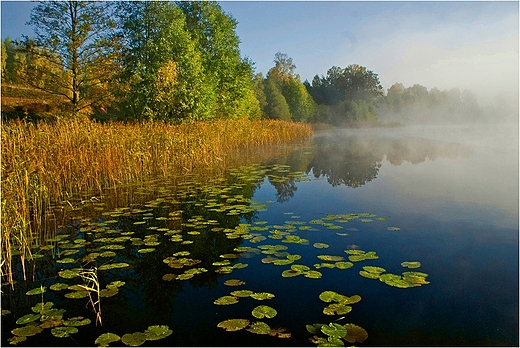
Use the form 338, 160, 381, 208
1, 117, 312, 284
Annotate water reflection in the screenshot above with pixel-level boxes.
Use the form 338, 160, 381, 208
305, 129, 468, 188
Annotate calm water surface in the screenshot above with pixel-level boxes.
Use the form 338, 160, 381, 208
2, 124, 518, 346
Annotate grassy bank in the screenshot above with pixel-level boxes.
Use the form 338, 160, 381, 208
1, 117, 312, 284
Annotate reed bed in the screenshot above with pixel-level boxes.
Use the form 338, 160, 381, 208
1, 117, 312, 284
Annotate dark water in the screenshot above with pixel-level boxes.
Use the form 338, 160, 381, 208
2, 124, 518, 346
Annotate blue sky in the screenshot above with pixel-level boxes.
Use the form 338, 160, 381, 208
1, 1, 518, 106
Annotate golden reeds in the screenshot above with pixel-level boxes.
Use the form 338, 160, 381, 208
0, 117, 312, 285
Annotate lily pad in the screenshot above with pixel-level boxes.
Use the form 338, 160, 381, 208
304, 270, 323, 279
250, 292, 275, 300
343, 323, 368, 343
64, 290, 90, 299
95, 332, 121, 347
317, 255, 344, 262
335, 261, 354, 269
98, 262, 130, 271
217, 319, 250, 332
306, 323, 325, 334
319, 291, 341, 303
313, 243, 329, 249
214, 296, 239, 305
63, 316, 91, 326
15, 313, 41, 325
246, 321, 271, 335
58, 269, 81, 279
363, 266, 386, 273
26, 287, 46, 295
50, 283, 70, 291
281, 269, 301, 278
252, 305, 277, 319
224, 279, 245, 286
323, 303, 352, 315
230, 290, 254, 297
99, 287, 119, 297
321, 323, 347, 338
121, 332, 147, 346
401, 261, 421, 269
31, 302, 54, 313
11, 324, 43, 337
144, 325, 172, 341
51, 326, 78, 338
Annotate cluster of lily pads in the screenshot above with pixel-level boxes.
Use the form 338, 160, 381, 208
305, 291, 368, 346
2, 163, 431, 346
215, 294, 290, 338
359, 264, 430, 288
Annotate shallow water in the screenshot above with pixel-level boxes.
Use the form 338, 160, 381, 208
2, 123, 518, 346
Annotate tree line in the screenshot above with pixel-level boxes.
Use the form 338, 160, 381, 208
1, 0, 485, 125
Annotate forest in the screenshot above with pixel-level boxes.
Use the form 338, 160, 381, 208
1, 0, 491, 125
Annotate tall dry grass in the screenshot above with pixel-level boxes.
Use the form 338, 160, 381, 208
0, 117, 312, 285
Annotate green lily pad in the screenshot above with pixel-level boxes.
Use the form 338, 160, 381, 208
11, 324, 43, 337
246, 321, 271, 335
387, 226, 401, 231
224, 279, 245, 286
335, 261, 354, 269
272, 259, 293, 266
137, 248, 155, 253
49, 282, 69, 291
144, 325, 172, 341
321, 323, 347, 338
306, 323, 325, 334
319, 291, 341, 303
304, 270, 323, 279
64, 290, 90, 299
95, 332, 121, 347
107, 281, 126, 288
230, 290, 254, 297
359, 270, 380, 279
16, 313, 41, 325
63, 316, 91, 326
317, 255, 344, 261
31, 302, 54, 313
58, 269, 81, 279
250, 292, 275, 300
56, 258, 77, 264
217, 319, 250, 331
121, 332, 147, 346
340, 294, 362, 305
343, 323, 368, 343
98, 262, 130, 271
363, 266, 386, 273
99, 287, 119, 297
281, 269, 301, 278
401, 261, 421, 268
51, 326, 78, 338
26, 287, 46, 295
313, 243, 329, 249
214, 296, 239, 305
323, 303, 352, 315
252, 305, 277, 319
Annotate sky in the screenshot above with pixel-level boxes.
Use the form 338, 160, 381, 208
1, 1, 518, 106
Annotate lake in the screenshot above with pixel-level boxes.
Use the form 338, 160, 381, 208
1, 123, 518, 346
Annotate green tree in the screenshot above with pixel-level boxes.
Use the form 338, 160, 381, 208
178, 1, 260, 119
263, 77, 291, 120
25, 1, 117, 114
264, 52, 315, 121
116, 1, 211, 121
